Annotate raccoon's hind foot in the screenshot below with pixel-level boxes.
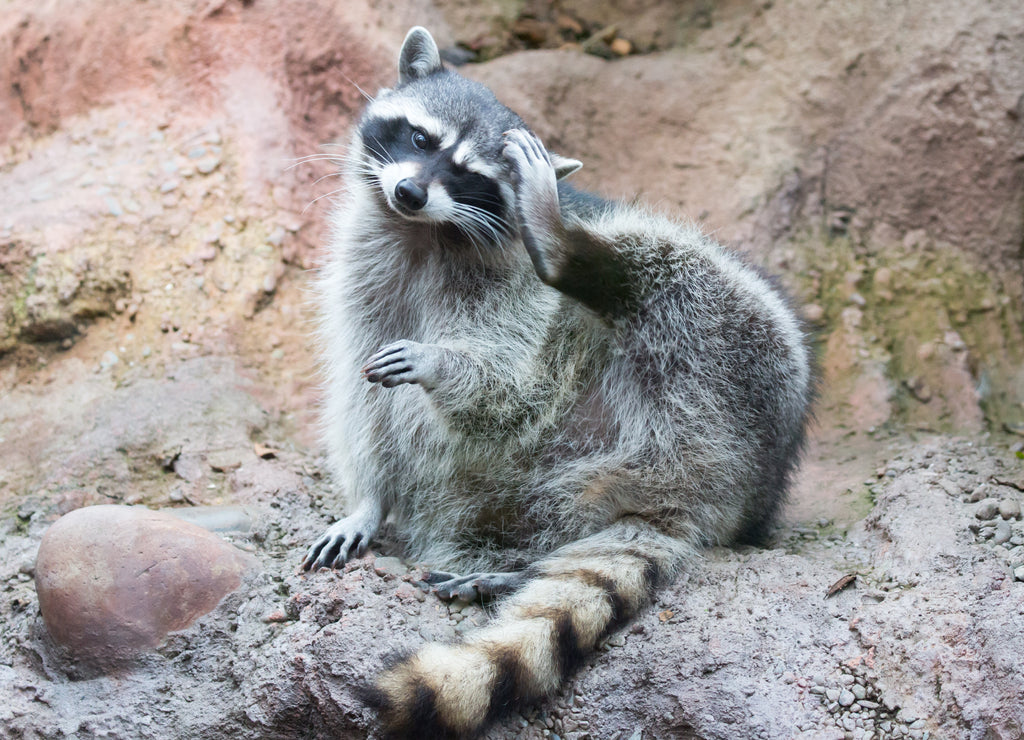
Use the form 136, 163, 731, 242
424, 570, 524, 602
362, 340, 445, 390
502, 129, 566, 284
302, 502, 382, 571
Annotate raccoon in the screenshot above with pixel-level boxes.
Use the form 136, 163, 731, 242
303, 26, 814, 739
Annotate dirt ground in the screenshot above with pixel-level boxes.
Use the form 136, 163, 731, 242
2, 1, 1023, 738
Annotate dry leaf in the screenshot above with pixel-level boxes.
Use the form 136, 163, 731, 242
825, 573, 857, 598
253, 442, 279, 459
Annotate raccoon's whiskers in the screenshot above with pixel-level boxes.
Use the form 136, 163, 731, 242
339, 71, 375, 103
453, 200, 511, 246
303, 184, 352, 214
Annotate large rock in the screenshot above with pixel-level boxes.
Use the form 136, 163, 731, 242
35, 505, 256, 663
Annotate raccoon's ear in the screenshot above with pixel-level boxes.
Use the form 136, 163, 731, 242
398, 27, 443, 84
551, 153, 583, 181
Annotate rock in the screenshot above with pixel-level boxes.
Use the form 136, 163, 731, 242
99, 350, 119, 370
802, 303, 825, 323
511, 17, 548, 46
609, 38, 632, 56
969, 484, 990, 503
839, 689, 857, 707
975, 500, 1000, 520
196, 156, 221, 175
35, 505, 255, 662
999, 499, 1021, 520
992, 519, 1012, 546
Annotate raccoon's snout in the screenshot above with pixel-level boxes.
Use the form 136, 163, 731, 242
395, 179, 428, 211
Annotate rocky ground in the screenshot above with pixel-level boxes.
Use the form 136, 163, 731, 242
1, 1, 1023, 738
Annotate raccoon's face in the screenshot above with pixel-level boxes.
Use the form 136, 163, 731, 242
351, 27, 582, 250
348, 27, 528, 247
356, 92, 517, 245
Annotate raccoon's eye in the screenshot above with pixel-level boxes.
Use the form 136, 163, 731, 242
411, 129, 430, 150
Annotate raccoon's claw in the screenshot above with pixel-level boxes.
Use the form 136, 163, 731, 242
362, 340, 442, 390
502, 129, 555, 194
503, 129, 552, 171
426, 571, 524, 602
302, 511, 379, 571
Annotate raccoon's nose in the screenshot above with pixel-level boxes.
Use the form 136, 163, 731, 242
395, 179, 428, 211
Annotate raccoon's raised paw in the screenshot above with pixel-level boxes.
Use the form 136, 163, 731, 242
424, 570, 524, 602
362, 340, 443, 390
502, 129, 564, 282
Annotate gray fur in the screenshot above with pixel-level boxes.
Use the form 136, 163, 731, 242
304, 27, 814, 737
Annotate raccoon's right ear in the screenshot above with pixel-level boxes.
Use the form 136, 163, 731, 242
551, 154, 583, 181
398, 27, 443, 84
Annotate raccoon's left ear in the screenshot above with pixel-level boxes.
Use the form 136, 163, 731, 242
551, 154, 583, 181
399, 27, 443, 84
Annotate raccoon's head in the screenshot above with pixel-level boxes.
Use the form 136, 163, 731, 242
353, 27, 582, 247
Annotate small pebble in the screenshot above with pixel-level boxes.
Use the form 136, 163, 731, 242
100, 350, 119, 369
609, 37, 632, 56
1014, 566, 1024, 582
839, 689, 856, 707
266, 225, 287, 247
975, 500, 999, 521
197, 156, 220, 175
104, 196, 124, 217
802, 304, 825, 322
993, 520, 1012, 545
999, 499, 1021, 519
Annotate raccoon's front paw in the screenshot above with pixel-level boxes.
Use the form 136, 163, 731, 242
302, 514, 378, 571
502, 129, 564, 282
362, 340, 444, 390
424, 570, 524, 602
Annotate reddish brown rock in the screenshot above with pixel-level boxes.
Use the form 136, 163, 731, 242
35, 505, 256, 662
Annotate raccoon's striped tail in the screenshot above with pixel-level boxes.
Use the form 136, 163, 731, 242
363, 518, 689, 739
